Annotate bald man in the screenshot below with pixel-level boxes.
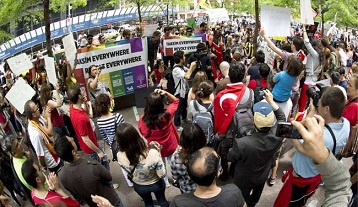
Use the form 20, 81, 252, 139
170, 147, 245, 207
214, 61, 231, 95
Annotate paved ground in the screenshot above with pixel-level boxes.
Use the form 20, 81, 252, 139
20, 106, 353, 207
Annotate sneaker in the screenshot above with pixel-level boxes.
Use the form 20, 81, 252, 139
112, 183, 119, 189
268, 176, 277, 186
176, 126, 183, 132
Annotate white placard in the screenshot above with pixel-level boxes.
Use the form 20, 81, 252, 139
143, 24, 158, 37
6, 53, 33, 76
62, 33, 77, 68
300, 0, 314, 25
5, 78, 36, 114
44, 56, 57, 86
207, 8, 230, 23
260, 5, 291, 37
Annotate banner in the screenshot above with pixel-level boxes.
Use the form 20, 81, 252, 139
75, 38, 148, 98
260, 5, 291, 37
163, 37, 203, 56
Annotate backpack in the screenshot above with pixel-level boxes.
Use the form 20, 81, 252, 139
163, 65, 182, 95
213, 87, 255, 157
253, 79, 265, 103
192, 101, 214, 145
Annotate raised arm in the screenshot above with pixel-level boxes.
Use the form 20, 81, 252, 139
260, 28, 284, 57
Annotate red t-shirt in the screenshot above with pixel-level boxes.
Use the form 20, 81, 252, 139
247, 79, 268, 90
138, 99, 179, 157
0, 112, 10, 133
31, 189, 80, 207
69, 105, 99, 154
342, 98, 358, 127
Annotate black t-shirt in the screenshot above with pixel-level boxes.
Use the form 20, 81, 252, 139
188, 53, 212, 79
170, 184, 245, 207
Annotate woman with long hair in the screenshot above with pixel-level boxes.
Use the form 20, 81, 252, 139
39, 84, 68, 137
187, 71, 211, 107
138, 89, 179, 187
149, 59, 167, 87
298, 25, 325, 112
188, 80, 214, 119
170, 123, 207, 193
116, 123, 169, 207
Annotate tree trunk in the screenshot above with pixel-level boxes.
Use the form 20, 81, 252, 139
137, 1, 142, 25
44, 0, 53, 57
254, 0, 259, 53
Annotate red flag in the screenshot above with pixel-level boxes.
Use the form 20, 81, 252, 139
214, 84, 246, 134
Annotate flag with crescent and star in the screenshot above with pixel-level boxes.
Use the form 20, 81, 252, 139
213, 83, 246, 134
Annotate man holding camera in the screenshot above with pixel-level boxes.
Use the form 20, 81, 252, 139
187, 43, 212, 81
274, 87, 350, 207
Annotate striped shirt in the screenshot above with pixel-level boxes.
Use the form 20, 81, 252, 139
97, 113, 125, 146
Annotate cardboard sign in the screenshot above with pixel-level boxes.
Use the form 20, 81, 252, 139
300, 0, 314, 25
207, 8, 229, 23
260, 5, 291, 37
44, 56, 58, 86
163, 37, 202, 56
5, 78, 36, 114
6, 53, 33, 76
143, 24, 158, 37
62, 33, 77, 68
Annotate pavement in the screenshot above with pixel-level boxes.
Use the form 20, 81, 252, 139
21, 106, 353, 207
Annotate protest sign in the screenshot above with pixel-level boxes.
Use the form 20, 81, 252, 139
143, 24, 158, 37
44, 56, 58, 86
62, 33, 77, 68
300, 0, 314, 25
6, 53, 33, 76
75, 38, 148, 98
260, 5, 291, 37
163, 37, 203, 56
5, 78, 36, 114
261, 45, 275, 69
207, 8, 229, 23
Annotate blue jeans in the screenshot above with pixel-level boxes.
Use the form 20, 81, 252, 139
133, 179, 169, 207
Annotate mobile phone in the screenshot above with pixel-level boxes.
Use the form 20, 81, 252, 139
276, 122, 302, 139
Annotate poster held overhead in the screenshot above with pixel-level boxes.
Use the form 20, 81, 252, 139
207, 8, 229, 23
5, 78, 36, 114
143, 24, 158, 37
300, 0, 314, 25
62, 33, 77, 68
44, 56, 58, 86
6, 53, 33, 77
260, 5, 291, 37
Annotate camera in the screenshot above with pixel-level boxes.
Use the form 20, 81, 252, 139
306, 83, 326, 107
276, 122, 302, 139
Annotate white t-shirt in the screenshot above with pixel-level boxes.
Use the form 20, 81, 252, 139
28, 123, 60, 169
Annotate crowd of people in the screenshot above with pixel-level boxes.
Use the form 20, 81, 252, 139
0, 17, 357, 207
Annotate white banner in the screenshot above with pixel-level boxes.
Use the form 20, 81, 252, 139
163, 37, 203, 56
77, 42, 146, 78
44, 56, 58, 86
62, 33, 77, 68
5, 78, 36, 114
300, 0, 314, 25
207, 8, 230, 23
260, 5, 291, 37
6, 53, 33, 76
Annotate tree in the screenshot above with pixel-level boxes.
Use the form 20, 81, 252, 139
0, 0, 87, 57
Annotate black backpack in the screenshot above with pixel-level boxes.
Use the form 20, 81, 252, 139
253, 79, 265, 103
163, 65, 182, 95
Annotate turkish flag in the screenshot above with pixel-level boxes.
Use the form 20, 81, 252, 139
213, 84, 246, 134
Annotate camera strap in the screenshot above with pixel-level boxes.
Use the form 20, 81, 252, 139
324, 124, 336, 154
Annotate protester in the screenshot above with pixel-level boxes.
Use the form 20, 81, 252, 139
117, 123, 169, 207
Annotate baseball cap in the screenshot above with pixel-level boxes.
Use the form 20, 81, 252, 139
253, 102, 275, 129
